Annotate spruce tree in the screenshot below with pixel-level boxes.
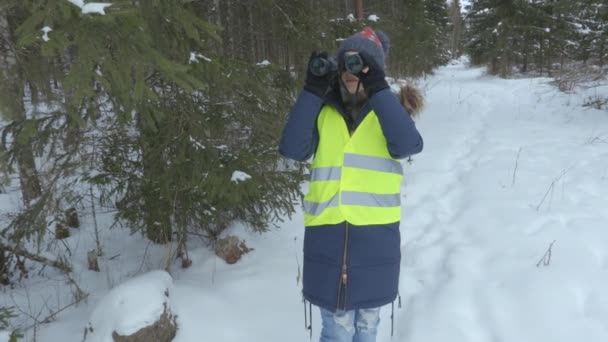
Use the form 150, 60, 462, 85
464, 0, 606, 76
575, 1, 608, 66
466, 0, 525, 76
376, 0, 449, 77
425, 0, 451, 67
8, 0, 305, 247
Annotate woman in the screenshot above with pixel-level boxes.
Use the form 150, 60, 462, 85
279, 27, 424, 342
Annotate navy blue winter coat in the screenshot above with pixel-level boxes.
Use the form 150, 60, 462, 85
279, 82, 423, 312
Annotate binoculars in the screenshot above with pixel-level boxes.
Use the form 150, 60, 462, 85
309, 54, 365, 77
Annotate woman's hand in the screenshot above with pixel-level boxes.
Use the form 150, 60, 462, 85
356, 51, 389, 98
303, 51, 335, 98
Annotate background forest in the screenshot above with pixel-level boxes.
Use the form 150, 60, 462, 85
0, 0, 606, 339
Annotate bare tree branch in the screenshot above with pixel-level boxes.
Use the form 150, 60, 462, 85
536, 240, 557, 267
0, 241, 72, 273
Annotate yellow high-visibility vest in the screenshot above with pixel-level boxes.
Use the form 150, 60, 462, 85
304, 105, 403, 227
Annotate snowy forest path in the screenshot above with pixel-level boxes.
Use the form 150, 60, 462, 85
386, 61, 608, 342
390, 63, 498, 341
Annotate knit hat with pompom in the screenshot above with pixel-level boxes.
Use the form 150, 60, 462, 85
337, 27, 390, 70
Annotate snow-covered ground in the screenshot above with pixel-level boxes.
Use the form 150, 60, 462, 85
2, 59, 608, 341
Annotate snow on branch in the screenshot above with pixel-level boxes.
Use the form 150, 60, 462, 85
41, 26, 52, 42
66, 0, 112, 15
189, 52, 212, 64
256, 60, 271, 67
231, 171, 251, 183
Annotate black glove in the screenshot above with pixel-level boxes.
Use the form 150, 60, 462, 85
303, 51, 334, 98
357, 51, 390, 98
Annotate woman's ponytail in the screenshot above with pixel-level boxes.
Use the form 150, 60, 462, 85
399, 85, 424, 118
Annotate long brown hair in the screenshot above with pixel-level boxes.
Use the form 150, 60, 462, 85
399, 85, 424, 118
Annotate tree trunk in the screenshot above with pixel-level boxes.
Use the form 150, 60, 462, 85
448, 0, 463, 58
222, 0, 235, 57
0, 249, 8, 285
141, 151, 172, 244
599, 37, 605, 68
0, 8, 43, 208
247, 1, 256, 63
539, 33, 544, 75
521, 32, 529, 73
212, 0, 221, 27
210, 0, 223, 56
136, 110, 172, 244
15, 126, 43, 207
353, 0, 363, 20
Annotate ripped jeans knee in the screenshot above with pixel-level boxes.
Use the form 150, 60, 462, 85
320, 307, 381, 342
355, 308, 381, 336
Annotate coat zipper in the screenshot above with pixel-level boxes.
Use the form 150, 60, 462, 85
337, 107, 354, 311
336, 221, 350, 311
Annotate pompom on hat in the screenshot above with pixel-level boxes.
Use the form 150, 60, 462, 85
337, 27, 391, 70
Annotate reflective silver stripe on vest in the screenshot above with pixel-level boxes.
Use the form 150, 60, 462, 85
311, 167, 342, 182
341, 191, 401, 207
303, 194, 339, 216
343, 153, 403, 175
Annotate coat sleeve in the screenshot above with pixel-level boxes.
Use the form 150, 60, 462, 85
368, 89, 424, 159
279, 90, 322, 161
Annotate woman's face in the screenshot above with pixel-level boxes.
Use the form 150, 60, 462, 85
340, 51, 368, 95
341, 70, 362, 95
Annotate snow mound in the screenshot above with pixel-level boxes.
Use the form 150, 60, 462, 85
84, 270, 174, 342
0, 331, 11, 342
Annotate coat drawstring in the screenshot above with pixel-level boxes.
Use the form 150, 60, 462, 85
303, 296, 307, 330
303, 297, 312, 340
391, 293, 402, 339
309, 301, 312, 340
391, 301, 395, 338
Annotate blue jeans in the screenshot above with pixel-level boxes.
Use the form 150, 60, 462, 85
319, 307, 381, 342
